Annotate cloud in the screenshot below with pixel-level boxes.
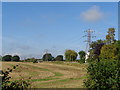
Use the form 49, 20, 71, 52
80, 5, 104, 22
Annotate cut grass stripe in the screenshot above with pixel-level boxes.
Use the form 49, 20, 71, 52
19, 63, 63, 82
40, 75, 87, 85
31, 78, 60, 82
21, 63, 63, 76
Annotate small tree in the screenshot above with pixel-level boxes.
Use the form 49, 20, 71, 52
55, 55, 63, 61
100, 44, 117, 60
42, 53, 54, 61
106, 28, 115, 44
89, 40, 105, 62
65, 50, 78, 61
78, 51, 86, 63
93, 43, 104, 62
11, 55, 20, 62
2, 55, 12, 61
78, 51, 86, 59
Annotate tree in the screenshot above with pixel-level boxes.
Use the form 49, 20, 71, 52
90, 40, 104, 50
93, 43, 104, 62
42, 53, 54, 61
100, 44, 117, 60
89, 40, 105, 62
55, 55, 63, 61
106, 28, 115, 44
11, 55, 20, 62
65, 50, 78, 61
2, 55, 12, 61
78, 51, 86, 60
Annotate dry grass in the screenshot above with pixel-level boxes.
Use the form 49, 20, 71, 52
2, 61, 88, 88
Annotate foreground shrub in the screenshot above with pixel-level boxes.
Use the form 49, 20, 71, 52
84, 60, 119, 89
1, 65, 32, 89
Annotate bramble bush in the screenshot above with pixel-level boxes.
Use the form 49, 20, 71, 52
1, 65, 32, 90
84, 60, 119, 89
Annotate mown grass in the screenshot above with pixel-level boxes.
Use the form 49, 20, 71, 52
47, 61, 88, 68
21, 63, 63, 76
2, 61, 88, 88
40, 75, 87, 85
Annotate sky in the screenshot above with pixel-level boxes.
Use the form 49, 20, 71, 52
1, 0, 120, 2
2, 2, 118, 59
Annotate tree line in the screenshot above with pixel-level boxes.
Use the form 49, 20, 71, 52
1, 51, 86, 63
88, 28, 120, 62
2, 55, 20, 62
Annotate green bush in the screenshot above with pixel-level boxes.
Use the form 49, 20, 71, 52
65, 50, 78, 61
11, 55, 20, 62
2, 55, 12, 61
1, 65, 32, 89
55, 55, 63, 61
84, 60, 119, 89
80, 59, 85, 63
42, 53, 54, 61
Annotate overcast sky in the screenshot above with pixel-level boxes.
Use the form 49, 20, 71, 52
2, 2, 118, 59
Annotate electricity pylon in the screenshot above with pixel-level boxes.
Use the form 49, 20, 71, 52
44, 49, 48, 54
83, 29, 96, 62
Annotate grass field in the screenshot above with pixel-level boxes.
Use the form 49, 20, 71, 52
2, 61, 88, 88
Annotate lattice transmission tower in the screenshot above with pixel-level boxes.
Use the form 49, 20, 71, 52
44, 49, 49, 54
83, 29, 96, 62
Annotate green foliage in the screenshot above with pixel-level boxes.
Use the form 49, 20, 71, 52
89, 43, 104, 62
25, 58, 35, 62
89, 40, 105, 62
78, 59, 85, 63
106, 28, 115, 44
42, 53, 54, 61
55, 55, 63, 61
65, 50, 78, 61
2, 55, 12, 61
100, 44, 117, 60
32, 59, 38, 63
90, 40, 104, 49
114, 40, 120, 60
84, 60, 119, 89
11, 55, 20, 62
2, 55, 20, 62
84, 28, 119, 89
78, 51, 86, 62
1, 65, 32, 89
